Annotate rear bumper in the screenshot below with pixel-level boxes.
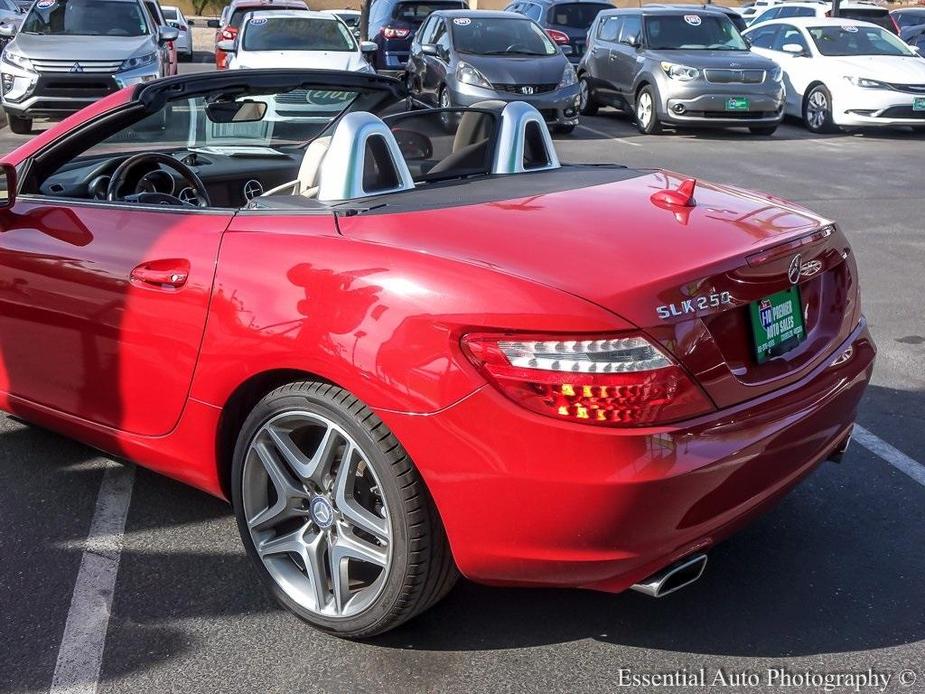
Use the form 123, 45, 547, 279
377, 319, 875, 593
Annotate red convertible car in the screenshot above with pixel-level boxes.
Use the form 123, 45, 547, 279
0, 69, 874, 637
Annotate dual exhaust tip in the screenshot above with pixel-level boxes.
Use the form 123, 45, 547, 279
630, 553, 708, 598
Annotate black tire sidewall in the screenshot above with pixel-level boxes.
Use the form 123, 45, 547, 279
579, 75, 598, 116
231, 385, 415, 637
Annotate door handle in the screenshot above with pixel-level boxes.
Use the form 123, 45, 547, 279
130, 259, 190, 289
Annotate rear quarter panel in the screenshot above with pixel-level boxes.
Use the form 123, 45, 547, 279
190, 213, 630, 414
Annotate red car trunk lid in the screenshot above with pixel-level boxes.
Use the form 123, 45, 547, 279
338, 170, 861, 409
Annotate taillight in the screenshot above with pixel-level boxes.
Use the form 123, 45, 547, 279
462, 333, 712, 427
381, 26, 411, 38
545, 28, 570, 45
221, 28, 236, 40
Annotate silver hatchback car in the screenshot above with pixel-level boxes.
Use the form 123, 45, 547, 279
578, 7, 785, 135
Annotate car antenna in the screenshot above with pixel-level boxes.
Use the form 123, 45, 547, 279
651, 178, 697, 208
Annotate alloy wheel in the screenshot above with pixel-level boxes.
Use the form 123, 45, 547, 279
807, 90, 828, 130
241, 411, 392, 619
637, 92, 653, 128
579, 79, 589, 112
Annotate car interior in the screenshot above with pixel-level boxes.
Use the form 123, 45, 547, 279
21, 75, 577, 214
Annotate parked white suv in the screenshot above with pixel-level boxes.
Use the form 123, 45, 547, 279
0, 0, 177, 133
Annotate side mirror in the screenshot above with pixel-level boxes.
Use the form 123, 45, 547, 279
561, 44, 574, 56
158, 25, 179, 43
360, 40, 377, 53
0, 162, 17, 209
216, 39, 236, 53
781, 42, 806, 56
188, 19, 196, 26
420, 43, 438, 56
207, 19, 221, 29
742, 35, 752, 46
620, 35, 640, 48
0, 23, 15, 38
912, 45, 922, 55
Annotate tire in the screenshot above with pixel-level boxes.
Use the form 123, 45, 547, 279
635, 85, 663, 135
438, 86, 458, 132
803, 85, 838, 134
7, 113, 32, 135
231, 381, 458, 638
578, 74, 598, 116
554, 123, 576, 135
749, 125, 778, 136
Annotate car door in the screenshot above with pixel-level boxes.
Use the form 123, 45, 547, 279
408, 14, 436, 95
609, 12, 642, 106
588, 14, 622, 101
426, 18, 452, 105
769, 23, 813, 113
0, 103, 233, 437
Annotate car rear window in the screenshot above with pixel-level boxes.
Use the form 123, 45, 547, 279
162, 7, 177, 19
243, 17, 356, 51
547, 3, 611, 29
392, 1, 466, 23
838, 8, 894, 32
230, 4, 306, 28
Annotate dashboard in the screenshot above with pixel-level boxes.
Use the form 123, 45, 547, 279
38, 148, 304, 208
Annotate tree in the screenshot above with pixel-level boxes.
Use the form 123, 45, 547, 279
192, 0, 221, 16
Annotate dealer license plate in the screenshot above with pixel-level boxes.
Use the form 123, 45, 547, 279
725, 97, 749, 111
913, 97, 925, 112
749, 286, 806, 364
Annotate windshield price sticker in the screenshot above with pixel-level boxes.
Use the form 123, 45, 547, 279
453, 17, 471, 25
844, 25, 858, 32
36, 0, 55, 7
684, 15, 701, 26
250, 17, 267, 24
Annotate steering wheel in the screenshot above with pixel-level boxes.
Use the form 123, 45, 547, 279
107, 152, 211, 208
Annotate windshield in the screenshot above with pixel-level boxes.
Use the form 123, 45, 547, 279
451, 17, 557, 55
80, 89, 361, 159
21, 0, 150, 36
547, 3, 611, 29
894, 11, 925, 29
243, 17, 356, 51
645, 14, 748, 50
392, 1, 465, 24
808, 25, 913, 56
336, 12, 360, 28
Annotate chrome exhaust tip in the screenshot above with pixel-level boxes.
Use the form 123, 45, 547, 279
630, 554, 708, 598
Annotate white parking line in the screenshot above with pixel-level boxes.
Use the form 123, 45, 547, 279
50, 462, 135, 694
576, 124, 643, 147
853, 425, 925, 488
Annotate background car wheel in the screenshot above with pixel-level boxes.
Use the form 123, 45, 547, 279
803, 85, 838, 134
7, 113, 32, 135
578, 74, 598, 116
232, 381, 458, 638
749, 125, 777, 136
635, 85, 662, 135
554, 123, 576, 135
438, 86, 458, 132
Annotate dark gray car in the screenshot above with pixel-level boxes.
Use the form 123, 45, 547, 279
503, 0, 612, 64
577, 7, 785, 135
405, 9, 581, 133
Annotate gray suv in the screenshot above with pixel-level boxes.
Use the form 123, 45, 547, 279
577, 7, 785, 135
0, 0, 177, 133
405, 10, 580, 133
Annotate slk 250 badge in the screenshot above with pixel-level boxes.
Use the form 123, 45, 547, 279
657, 291, 733, 319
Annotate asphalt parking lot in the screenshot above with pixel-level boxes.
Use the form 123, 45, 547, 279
1, 57, 923, 694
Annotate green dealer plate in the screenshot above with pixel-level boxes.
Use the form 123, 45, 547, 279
914, 97, 925, 112
749, 286, 806, 364
725, 97, 749, 111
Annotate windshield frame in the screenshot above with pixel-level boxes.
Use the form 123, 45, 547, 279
643, 13, 749, 51
807, 24, 915, 57
451, 16, 558, 57
20, 0, 153, 37
241, 15, 358, 52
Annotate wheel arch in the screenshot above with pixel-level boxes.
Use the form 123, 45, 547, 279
801, 80, 827, 111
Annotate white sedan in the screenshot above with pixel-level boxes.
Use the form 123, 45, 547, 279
218, 10, 377, 72
162, 5, 193, 62
744, 17, 925, 131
